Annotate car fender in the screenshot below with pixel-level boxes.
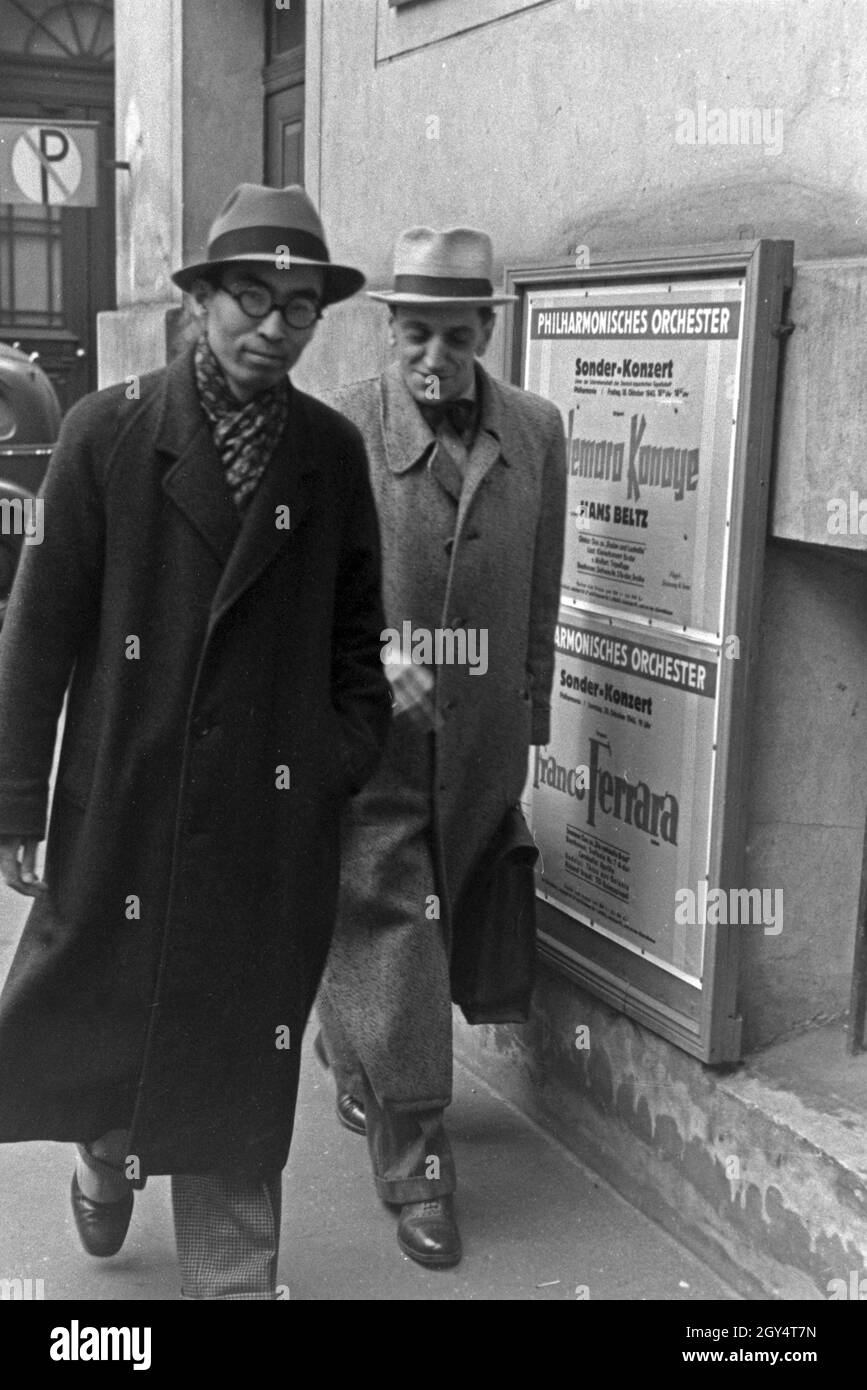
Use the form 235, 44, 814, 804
0, 479, 37, 628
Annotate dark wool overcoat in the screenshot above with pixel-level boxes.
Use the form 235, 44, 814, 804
0, 344, 390, 1178
318, 362, 566, 1107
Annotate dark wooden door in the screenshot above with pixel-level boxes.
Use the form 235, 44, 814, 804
266, 78, 305, 187
264, 0, 305, 187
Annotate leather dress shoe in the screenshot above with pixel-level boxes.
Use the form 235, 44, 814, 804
71, 1171, 134, 1258
313, 1030, 366, 1135
336, 1091, 366, 1136
397, 1196, 462, 1268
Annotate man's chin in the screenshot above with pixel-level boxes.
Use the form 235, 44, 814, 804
236, 359, 288, 393
407, 375, 465, 404
223, 366, 284, 403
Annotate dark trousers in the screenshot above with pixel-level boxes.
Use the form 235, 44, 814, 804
317, 992, 456, 1205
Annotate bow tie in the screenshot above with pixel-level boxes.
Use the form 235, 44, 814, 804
419, 397, 477, 438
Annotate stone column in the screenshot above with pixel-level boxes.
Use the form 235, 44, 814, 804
98, 0, 265, 387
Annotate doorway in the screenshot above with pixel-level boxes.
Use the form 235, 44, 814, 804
264, 0, 306, 187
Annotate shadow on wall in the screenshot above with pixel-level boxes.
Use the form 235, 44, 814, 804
560, 178, 867, 263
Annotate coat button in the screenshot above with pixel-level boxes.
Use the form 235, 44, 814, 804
444, 537, 455, 555
191, 714, 212, 738
450, 617, 466, 628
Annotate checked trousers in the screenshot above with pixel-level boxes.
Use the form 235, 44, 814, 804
78, 1136, 283, 1300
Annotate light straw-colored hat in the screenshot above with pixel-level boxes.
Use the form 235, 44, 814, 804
368, 226, 517, 306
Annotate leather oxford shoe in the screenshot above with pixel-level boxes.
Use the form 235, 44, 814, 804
313, 1030, 366, 1135
71, 1172, 134, 1258
397, 1196, 462, 1268
336, 1091, 366, 1135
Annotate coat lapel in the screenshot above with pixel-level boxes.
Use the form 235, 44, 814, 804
155, 348, 317, 624
381, 362, 464, 501
210, 384, 317, 623
380, 362, 504, 508
428, 445, 464, 504
453, 365, 510, 541
380, 363, 437, 475
157, 348, 241, 565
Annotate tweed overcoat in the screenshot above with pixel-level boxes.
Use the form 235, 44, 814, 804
0, 344, 390, 1178
319, 361, 566, 1106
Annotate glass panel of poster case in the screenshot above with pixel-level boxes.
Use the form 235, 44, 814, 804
507, 241, 793, 1062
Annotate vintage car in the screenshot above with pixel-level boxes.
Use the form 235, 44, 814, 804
0, 344, 61, 628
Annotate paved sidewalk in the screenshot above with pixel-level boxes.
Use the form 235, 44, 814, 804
0, 890, 737, 1301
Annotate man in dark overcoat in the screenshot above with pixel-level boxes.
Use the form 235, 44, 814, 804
316, 226, 567, 1267
0, 184, 390, 1300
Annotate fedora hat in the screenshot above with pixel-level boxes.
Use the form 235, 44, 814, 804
369, 226, 517, 306
171, 183, 365, 306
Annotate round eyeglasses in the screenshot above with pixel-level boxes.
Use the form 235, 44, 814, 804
219, 282, 323, 330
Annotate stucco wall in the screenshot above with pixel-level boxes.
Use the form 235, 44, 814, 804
739, 541, 867, 1049
311, 0, 867, 280
181, 0, 265, 271
100, 0, 264, 383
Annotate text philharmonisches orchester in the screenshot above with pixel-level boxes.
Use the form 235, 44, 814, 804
536, 304, 734, 336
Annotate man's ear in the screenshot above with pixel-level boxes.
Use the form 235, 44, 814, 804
476, 311, 496, 356
387, 311, 398, 349
189, 277, 215, 314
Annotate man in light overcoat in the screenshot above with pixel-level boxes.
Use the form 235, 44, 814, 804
0, 184, 390, 1299
316, 225, 567, 1267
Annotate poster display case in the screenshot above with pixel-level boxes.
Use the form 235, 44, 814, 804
507, 241, 793, 1062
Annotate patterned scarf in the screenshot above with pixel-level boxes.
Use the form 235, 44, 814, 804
194, 331, 290, 511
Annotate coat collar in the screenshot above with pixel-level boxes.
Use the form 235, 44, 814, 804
156, 346, 241, 564
210, 391, 317, 623
379, 361, 513, 475
155, 344, 317, 622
